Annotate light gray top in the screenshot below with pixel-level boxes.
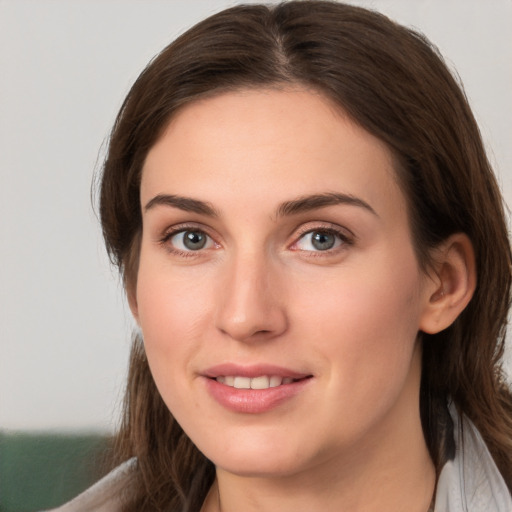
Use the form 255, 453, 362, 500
49, 407, 511, 512
434, 403, 512, 511
47, 457, 136, 512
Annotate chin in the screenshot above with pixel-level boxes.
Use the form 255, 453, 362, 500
199, 434, 315, 479
214, 455, 305, 479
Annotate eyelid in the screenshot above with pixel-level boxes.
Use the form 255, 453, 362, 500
292, 221, 354, 241
158, 220, 214, 237
289, 222, 355, 253
158, 222, 220, 255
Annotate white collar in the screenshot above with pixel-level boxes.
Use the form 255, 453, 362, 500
434, 403, 512, 511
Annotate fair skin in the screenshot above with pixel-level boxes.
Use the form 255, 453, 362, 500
131, 88, 475, 512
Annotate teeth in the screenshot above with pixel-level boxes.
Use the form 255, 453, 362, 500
215, 375, 298, 389
233, 376, 251, 389
269, 375, 282, 387
250, 376, 269, 389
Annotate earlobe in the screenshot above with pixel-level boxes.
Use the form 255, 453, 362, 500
419, 233, 476, 334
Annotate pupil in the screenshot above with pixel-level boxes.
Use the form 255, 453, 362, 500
184, 231, 206, 250
312, 231, 335, 250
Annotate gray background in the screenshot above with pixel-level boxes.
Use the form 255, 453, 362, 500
1, 0, 511, 432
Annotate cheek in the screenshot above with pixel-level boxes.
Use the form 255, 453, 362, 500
136, 257, 213, 335
288, 257, 424, 445
134, 261, 216, 395
295, 251, 423, 383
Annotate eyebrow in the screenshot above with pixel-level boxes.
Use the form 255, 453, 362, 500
144, 192, 377, 218
276, 192, 378, 218
144, 194, 219, 216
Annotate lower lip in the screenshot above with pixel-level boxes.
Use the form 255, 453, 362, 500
203, 377, 312, 414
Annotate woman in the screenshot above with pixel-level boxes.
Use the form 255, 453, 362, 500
52, 1, 512, 511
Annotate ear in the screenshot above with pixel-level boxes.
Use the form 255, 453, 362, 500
419, 233, 476, 334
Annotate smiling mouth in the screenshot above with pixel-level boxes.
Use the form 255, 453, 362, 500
205, 371, 313, 413
214, 375, 311, 389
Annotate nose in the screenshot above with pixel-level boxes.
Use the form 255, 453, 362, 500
215, 252, 288, 342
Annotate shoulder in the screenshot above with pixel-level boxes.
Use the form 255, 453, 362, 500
434, 403, 512, 512
44, 458, 137, 512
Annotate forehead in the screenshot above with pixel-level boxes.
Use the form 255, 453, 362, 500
141, 87, 406, 224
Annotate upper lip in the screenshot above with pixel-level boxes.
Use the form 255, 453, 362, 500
203, 363, 311, 379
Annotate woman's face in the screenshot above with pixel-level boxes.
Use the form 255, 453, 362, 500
135, 88, 435, 478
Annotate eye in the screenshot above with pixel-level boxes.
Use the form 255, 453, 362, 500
294, 229, 346, 252
168, 229, 214, 252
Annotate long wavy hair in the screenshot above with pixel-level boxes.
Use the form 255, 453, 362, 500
98, 2, 512, 510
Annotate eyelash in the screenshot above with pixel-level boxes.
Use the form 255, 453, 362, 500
158, 223, 354, 257
290, 224, 354, 256
158, 224, 217, 258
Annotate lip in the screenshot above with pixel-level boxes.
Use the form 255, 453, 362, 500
203, 363, 310, 380
202, 363, 313, 414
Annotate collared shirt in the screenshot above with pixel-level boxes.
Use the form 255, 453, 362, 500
433, 403, 512, 511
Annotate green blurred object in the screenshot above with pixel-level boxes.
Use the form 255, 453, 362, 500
0, 431, 110, 512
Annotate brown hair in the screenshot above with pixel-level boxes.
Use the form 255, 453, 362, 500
99, 2, 512, 510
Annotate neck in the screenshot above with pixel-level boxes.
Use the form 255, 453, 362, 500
202, 346, 435, 512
